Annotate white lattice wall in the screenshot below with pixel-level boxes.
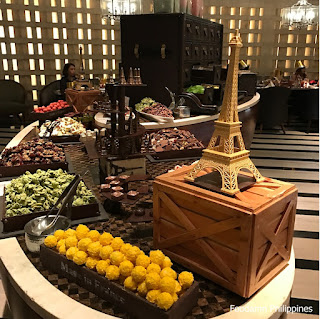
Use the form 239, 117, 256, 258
0, 0, 318, 107
0, 0, 121, 106
203, 0, 319, 80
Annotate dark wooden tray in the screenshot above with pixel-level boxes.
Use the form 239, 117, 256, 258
1, 188, 99, 232
0, 162, 68, 178
40, 245, 200, 319
148, 147, 203, 161
30, 106, 74, 122
50, 135, 81, 143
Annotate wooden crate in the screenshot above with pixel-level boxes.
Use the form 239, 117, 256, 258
153, 165, 297, 298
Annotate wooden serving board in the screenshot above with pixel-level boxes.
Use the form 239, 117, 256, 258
40, 245, 200, 319
0, 161, 68, 178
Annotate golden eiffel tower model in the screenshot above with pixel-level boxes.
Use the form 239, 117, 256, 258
185, 30, 264, 195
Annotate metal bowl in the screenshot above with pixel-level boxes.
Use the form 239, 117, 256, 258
24, 215, 71, 253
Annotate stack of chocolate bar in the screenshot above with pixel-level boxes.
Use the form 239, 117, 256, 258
100, 175, 140, 202
149, 128, 204, 153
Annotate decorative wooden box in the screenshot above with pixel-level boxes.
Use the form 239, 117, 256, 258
153, 165, 297, 298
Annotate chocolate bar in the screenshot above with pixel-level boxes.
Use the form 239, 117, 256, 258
111, 191, 124, 201
127, 190, 140, 200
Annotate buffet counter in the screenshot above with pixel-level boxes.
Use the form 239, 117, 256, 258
95, 93, 260, 148
0, 237, 294, 319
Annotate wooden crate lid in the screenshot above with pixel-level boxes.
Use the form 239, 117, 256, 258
154, 165, 297, 214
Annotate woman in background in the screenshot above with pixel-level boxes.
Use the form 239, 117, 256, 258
60, 63, 76, 98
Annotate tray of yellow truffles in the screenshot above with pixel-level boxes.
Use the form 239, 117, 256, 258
40, 224, 199, 319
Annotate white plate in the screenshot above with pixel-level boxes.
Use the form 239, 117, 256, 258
139, 111, 174, 123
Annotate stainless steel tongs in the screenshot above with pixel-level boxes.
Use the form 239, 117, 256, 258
37, 170, 89, 235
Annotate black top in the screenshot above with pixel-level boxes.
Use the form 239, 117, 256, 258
60, 76, 76, 98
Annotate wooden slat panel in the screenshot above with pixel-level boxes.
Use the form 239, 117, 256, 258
159, 205, 241, 252
297, 197, 319, 211
252, 159, 319, 170
159, 220, 239, 273
293, 182, 319, 195
253, 138, 319, 146
251, 144, 319, 152
258, 169, 319, 181
250, 150, 319, 160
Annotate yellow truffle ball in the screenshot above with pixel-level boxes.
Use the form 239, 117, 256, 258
160, 277, 176, 294
86, 257, 100, 270
119, 260, 134, 277
120, 243, 132, 255
65, 236, 78, 249
105, 265, 120, 281
100, 245, 113, 260
110, 251, 125, 266
87, 242, 101, 258
78, 238, 92, 252
111, 237, 124, 251
137, 281, 148, 297
56, 239, 66, 250
175, 280, 182, 294
87, 230, 100, 242
131, 266, 147, 283
66, 247, 78, 260
126, 246, 141, 263
145, 272, 161, 290
136, 254, 151, 268
99, 232, 114, 246
146, 290, 161, 304
162, 256, 173, 269
124, 276, 138, 291
160, 267, 177, 280
178, 271, 194, 289
149, 250, 165, 266
44, 235, 57, 248
58, 244, 67, 255
96, 260, 110, 275
54, 229, 65, 241
172, 293, 178, 302
75, 224, 90, 240
73, 251, 87, 265
147, 263, 161, 274
65, 228, 77, 238
156, 292, 174, 310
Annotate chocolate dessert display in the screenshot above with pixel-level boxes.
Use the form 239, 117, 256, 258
0, 138, 68, 177
99, 174, 154, 222
94, 67, 146, 160
144, 128, 205, 160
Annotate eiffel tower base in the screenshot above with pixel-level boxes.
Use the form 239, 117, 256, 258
184, 151, 264, 196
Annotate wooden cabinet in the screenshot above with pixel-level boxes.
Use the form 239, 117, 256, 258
120, 14, 223, 105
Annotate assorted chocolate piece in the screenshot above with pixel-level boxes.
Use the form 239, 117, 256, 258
110, 180, 121, 186
119, 175, 130, 182
0, 139, 66, 167
105, 176, 117, 183
149, 128, 204, 152
142, 103, 173, 118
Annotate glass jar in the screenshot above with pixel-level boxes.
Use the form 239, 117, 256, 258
178, 105, 190, 118
153, 0, 174, 13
